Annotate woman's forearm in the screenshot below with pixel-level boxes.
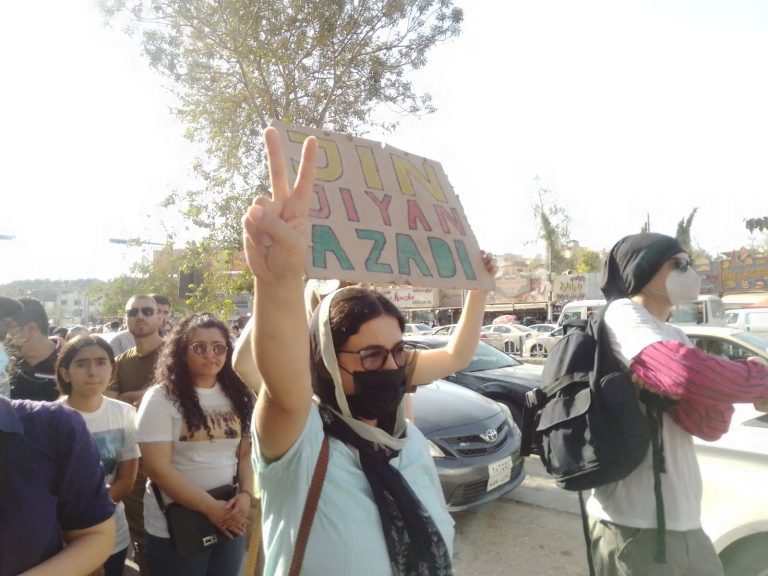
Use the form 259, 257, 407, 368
445, 289, 488, 368
109, 459, 139, 503
144, 458, 220, 515
255, 277, 312, 410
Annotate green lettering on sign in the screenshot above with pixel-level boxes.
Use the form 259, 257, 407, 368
396, 234, 433, 278
357, 230, 392, 273
311, 225, 354, 270
454, 239, 476, 280
427, 237, 457, 278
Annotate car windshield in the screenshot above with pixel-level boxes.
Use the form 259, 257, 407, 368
464, 341, 522, 370
731, 331, 768, 353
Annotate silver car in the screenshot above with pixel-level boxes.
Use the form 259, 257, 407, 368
412, 379, 526, 511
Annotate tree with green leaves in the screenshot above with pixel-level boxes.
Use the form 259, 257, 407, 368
531, 182, 571, 274
102, 0, 464, 250
675, 207, 698, 252
746, 217, 768, 232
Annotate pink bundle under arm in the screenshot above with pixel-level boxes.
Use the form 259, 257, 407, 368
630, 341, 768, 440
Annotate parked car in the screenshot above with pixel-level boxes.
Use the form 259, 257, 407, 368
723, 307, 768, 337
673, 325, 768, 574
522, 325, 567, 358
556, 299, 606, 327
678, 325, 768, 363
669, 294, 726, 326
528, 323, 557, 335
481, 323, 534, 354
696, 404, 768, 575
411, 379, 526, 511
405, 336, 543, 430
404, 323, 433, 335
430, 324, 505, 351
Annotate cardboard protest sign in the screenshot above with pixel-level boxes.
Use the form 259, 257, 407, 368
270, 121, 492, 290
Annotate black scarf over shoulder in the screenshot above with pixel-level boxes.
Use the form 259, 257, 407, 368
309, 300, 452, 576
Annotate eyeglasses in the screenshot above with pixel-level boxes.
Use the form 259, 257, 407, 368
671, 256, 691, 273
339, 342, 411, 371
189, 342, 229, 357
126, 307, 156, 318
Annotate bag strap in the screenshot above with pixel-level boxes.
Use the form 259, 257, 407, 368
151, 436, 244, 514
289, 435, 330, 576
644, 397, 667, 563
577, 491, 597, 576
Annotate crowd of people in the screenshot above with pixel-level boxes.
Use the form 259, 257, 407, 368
2, 128, 768, 576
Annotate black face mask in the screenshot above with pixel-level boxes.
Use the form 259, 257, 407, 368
346, 366, 407, 421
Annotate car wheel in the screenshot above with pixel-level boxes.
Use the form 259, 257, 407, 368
530, 343, 547, 358
504, 341, 518, 354
720, 533, 768, 576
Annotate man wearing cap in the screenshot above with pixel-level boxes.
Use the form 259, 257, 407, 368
588, 233, 768, 576
1, 297, 60, 401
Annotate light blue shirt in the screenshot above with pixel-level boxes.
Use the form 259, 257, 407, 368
0, 346, 9, 398
254, 405, 455, 576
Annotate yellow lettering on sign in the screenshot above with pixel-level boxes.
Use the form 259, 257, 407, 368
391, 155, 447, 203
357, 145, 383, 190
288, 130, 342, 182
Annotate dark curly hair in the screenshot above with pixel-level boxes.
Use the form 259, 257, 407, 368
154, 313, 254, 440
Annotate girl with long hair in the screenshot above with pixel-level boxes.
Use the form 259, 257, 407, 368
136, 313, 254, 576
56, 335, 139, 576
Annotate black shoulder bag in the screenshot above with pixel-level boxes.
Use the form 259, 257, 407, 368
151, 440, 241, 557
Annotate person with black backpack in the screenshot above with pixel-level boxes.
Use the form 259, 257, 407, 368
587, 232, 768, 576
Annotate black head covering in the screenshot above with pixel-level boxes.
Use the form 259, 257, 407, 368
601, 233, 685, 301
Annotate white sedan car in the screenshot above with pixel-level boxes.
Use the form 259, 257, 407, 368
679, 325, 768, 574
482, 323, 534, 354
522, 325, 567, 358
696, 404, 768, 575
431, 324, 505, 351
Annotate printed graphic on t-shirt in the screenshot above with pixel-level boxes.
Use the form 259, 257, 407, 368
179, 408, 241, 442
91, 428, 126, 478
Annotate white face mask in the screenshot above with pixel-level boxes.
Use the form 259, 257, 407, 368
666, 267, 701, 305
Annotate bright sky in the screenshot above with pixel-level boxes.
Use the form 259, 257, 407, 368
2, 0, 767, 284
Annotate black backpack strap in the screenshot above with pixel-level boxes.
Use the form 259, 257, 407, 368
577, 491, 597, 576
642, 395, 667, 563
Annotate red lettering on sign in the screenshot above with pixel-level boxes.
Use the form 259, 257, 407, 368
407, 199, 433, 232
365, 191, 393, 226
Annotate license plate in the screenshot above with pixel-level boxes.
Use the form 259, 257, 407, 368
487, 456, 513, 491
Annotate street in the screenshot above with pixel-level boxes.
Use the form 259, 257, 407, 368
452, 457, 588, 576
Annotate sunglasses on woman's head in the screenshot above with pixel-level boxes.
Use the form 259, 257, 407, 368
189, 342, 229, 357
671, 256, 691, 273
126, 307, 156, 318
339, 341, 411, 371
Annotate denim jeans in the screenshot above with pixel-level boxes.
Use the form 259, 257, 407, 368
145, 533, 246, 576
103, 547, 129, 576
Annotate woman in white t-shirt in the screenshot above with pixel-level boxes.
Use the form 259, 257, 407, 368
56, 335, 140, 576
137, 313, 254, 576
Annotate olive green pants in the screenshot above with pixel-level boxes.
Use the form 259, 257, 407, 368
588, 518, 725, 576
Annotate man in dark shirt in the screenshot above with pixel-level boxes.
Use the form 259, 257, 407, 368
1, 297, 60, 401
107, 294, 165, 576
0, 395, 115, 575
